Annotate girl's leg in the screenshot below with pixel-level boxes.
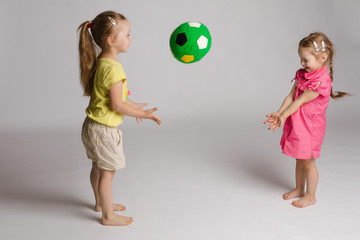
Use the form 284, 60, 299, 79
292, 157, 318, 208
99, 169, 133, 226
90, 162, 126, 212
90, 162, 101, 211
283, 159, 306, 200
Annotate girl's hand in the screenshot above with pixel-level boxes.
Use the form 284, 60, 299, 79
264, 112, 280, 125
135, 103, 148, 123
264, 113, 285, 131
144, 107, 162, 125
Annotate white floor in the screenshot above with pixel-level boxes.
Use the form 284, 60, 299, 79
1, 120, 359, 240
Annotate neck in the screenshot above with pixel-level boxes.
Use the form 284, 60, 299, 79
99, 50, 118, 61
318, 64, 327, 70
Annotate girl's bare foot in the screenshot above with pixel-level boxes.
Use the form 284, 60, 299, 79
95, 203, 126, 212
282, 189, 304, 200
292, 194, 316, 208
102, 214, 133, 226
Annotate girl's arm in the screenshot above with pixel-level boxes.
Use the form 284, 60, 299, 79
127, 99, 147, 109
267, 87, 320, 131
277, 81, 297, 114
280, 89, 320, 119
126, 99, 148, 123
109, 81, 162, 125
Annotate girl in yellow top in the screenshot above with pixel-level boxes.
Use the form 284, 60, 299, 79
78, 11, 162, 226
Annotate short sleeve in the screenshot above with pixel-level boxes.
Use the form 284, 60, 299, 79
301, 76, 331, 97
103, 65, 126, 90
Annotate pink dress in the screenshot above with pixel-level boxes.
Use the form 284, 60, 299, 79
280, 65, 332, 159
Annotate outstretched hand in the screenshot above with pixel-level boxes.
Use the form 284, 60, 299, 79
144, 107, 162, 125
264, 112, 285, 131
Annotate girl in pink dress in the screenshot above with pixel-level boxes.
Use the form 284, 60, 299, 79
264, 32, 348, 208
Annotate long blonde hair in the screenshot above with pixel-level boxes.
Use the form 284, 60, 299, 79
299, 32, 348, 99
77, 11, 126, 96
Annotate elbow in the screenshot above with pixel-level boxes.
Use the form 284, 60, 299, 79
110, 102, 117, 111
110, 100, 124, 112
286, 94, 294, 101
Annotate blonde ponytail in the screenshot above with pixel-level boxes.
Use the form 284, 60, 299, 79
77, 11, 127, 96
78, 21, 97, 96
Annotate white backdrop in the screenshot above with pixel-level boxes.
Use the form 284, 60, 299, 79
0, 0, 359, 130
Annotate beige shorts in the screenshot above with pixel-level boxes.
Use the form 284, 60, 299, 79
81, 117, 126, 170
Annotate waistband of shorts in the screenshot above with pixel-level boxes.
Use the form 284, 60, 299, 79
85, 116, 119, 129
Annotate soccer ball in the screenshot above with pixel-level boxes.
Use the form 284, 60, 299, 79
169, 22, 211, 64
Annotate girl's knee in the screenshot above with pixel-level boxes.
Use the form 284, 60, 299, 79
100, 169, 116, 178
303, 160, 316, 171
296, 158, 315, 168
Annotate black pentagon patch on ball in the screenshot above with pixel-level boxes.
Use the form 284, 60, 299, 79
176, 32, 187, 46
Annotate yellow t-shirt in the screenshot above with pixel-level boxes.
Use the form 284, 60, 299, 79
86, 58, 128, 127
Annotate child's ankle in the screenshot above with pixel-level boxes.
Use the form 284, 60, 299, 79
304, 193, 316, 199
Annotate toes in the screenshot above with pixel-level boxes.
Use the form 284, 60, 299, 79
114, 204, 126, 211
292, 199, 308, 208
283, 193, 291, 200
292, 201, 299, 207
127, 217, 133, 225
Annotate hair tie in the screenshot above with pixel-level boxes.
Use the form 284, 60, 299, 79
87, 22, 93, 29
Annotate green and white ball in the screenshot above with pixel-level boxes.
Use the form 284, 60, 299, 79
169, 22, 212, 64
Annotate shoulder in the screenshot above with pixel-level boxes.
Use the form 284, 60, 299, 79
308, 68, 332, 89
97, 59, 123, 72
304, 71, 332, 96
318, 70, 331, 84
93, 59, 127, 90
96, 59, 125, 79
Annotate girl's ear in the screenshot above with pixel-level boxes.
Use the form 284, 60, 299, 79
106, 35, 115, 47
321, 53, 328, 63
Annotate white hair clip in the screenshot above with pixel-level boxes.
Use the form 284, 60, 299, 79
321, 40, 326, 52
108, 17, 116, 25
313, 41, 319, 52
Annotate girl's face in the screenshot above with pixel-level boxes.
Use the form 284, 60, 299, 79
298, 47, 327, 72
112, 20, 132, 53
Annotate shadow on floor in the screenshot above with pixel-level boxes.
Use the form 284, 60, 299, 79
226, 150, 293, 190
0, 128, 99, 222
